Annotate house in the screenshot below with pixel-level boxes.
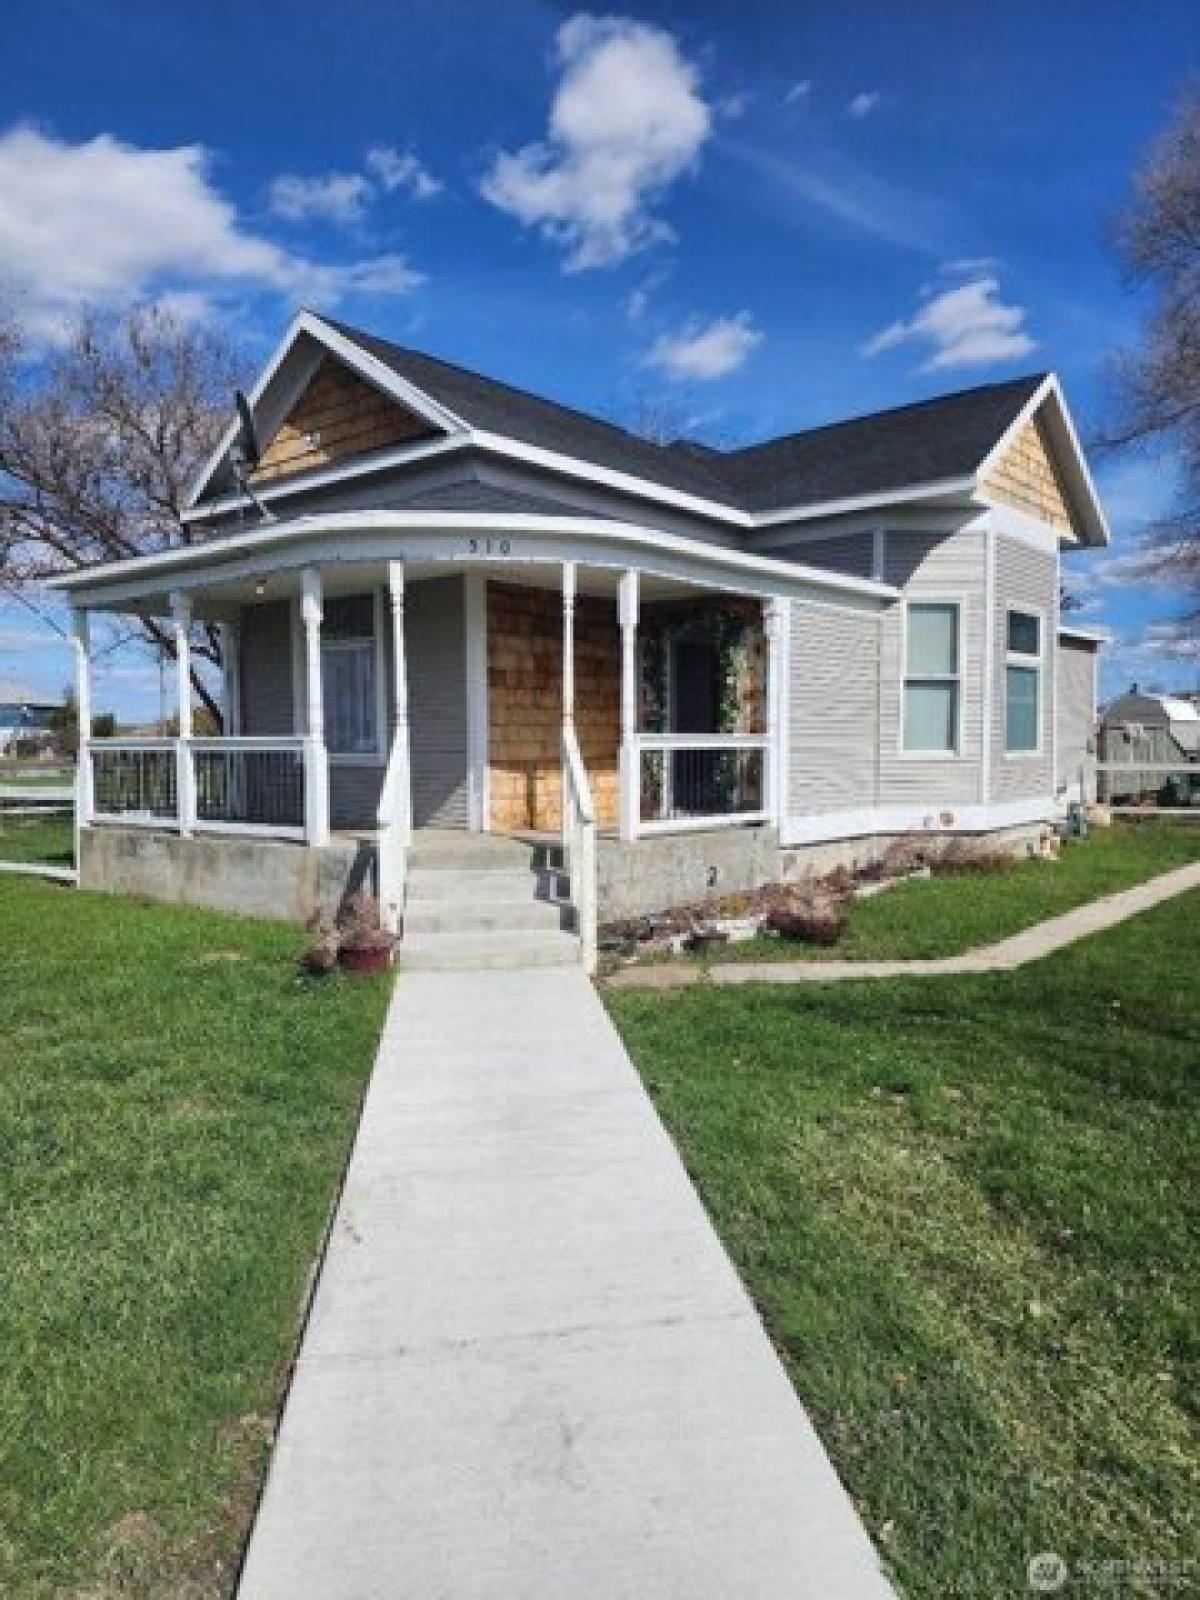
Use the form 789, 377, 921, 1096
1098, 686, 1200, 806
49, 311, 1110, 968
0, 680, 61, 755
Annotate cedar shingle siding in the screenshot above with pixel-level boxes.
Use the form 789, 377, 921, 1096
253, 356, 434, 483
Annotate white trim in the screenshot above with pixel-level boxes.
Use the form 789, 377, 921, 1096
774, 599, 792, 828
979, 520, 996, 803
463, 571, 489, 831
637, 810, 772, 836
783, 793, 1055, 846
181, 433, 467, 523
900, 595, 966, 757
981, 501, 1067, 555
975, 375, 1110, 547
1002, 604, 1046, 758
751, 476, 978, 530
185, 310, 469, 511
870, 526, 887, 582
1057, 623, 1111, 645
617, 568, 639, 841
49, 510, 898, 610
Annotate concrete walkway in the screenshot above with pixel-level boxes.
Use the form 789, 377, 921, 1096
237, 967, 895, 1600
607, 860, 1200, 991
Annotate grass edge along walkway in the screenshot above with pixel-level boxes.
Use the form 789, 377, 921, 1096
606, 859, 1200, 990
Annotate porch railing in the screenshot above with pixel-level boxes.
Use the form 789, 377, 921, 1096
634, 733, 771, 832
1096, 761, 1200, 813
562, 725, 597, 974
88, 737, 308, 840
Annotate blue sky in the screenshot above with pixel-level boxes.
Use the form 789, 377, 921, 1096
1, 0, 1197, 717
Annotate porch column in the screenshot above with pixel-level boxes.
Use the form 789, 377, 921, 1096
618, 568, 639, 840
301, 566, 330, 846
561, 561, 577, 732
71, 607, 93, 828
220, 620, 241, 735
170, 590, 195, 836
386, 560, 410, 841
763, 598, 784, 825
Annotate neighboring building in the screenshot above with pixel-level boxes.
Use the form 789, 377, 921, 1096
1056, 625, 1108, 803
1098, 687, 1200, 805
0, 680, 61, 754
50, 312, 1111, 966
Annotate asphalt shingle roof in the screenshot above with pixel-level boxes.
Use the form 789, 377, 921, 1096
319, 314, 1046, 518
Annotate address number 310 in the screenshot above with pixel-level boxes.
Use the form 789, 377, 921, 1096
467, 537, 512, 556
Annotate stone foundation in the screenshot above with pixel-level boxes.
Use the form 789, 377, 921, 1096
79, 826, 374, 924
778, 823, 1046, 884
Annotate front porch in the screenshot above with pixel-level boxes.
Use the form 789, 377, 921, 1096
68, 543, 788, 961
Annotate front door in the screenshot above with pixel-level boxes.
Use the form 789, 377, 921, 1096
406, 576, 470, 828
670, 637, 721, 815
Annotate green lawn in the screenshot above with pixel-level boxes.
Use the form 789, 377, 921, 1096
607, 894, 1200, 1598
702, 821, 1200, 963
0, 814, 75, 867
0, 878, 391, 1599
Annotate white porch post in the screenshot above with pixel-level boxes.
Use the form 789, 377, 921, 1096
618, 568, 639, 840
71, 607, 93, 831
764, 598, 784, 825
561, 561, 577, 730
220, 620, 242, 736
170, 590, 195, 836
301, 566, 329, 846
561, 561, 577, 839
386, 560, 409, 842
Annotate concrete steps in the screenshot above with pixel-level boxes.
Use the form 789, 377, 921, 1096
399, 831, 580, 972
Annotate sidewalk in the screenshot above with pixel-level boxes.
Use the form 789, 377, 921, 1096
237, 967, 895, 1599
606, 860, 1200, 990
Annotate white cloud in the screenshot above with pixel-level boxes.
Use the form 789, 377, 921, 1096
268, 171, 373, 223
643, 312, 762, 381
847, 91, 881, 118
365, 146, 443, 200
863, 276, 1036, 370
480, 14, 711, 271
1142, 618, 1200, 659
784, 79, 812, 105
941, 255, 999, 277
718, 92, 749, 120
0, 126, 425, 343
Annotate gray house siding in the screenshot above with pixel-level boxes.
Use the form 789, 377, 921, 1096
787, 601, 879, 814
1056, 637, 1096, 796
239, 600, 294, 735
406, 575, 469, 828
877, 527, 986, 808
991, 535, 1056, 803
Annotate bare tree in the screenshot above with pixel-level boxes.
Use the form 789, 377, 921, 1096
0, 305, 246, 725
1103, 86, 1200, 599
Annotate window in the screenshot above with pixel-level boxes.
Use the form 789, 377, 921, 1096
1005, 609, 1042, 753
321, 594, 378, 756
904, 602, 960, 752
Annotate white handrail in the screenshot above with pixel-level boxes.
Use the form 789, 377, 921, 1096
375, 737, 410, 934
633, 732, 770, 751
561, 725, 597, 974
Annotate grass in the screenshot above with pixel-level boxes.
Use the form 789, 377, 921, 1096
0, 877, 392, 1599
694, 821, 1200, 963
607, 894, 1200, 1598
0, 814, 75, 867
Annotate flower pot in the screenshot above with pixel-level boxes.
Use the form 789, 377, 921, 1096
338, 943, 393, 975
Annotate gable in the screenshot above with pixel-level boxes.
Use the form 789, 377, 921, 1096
252, 356, 437, 483
980, 412, 1073, 532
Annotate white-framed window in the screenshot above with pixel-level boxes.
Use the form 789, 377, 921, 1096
321, 593, 378, 757
1005, 608, 1042, 753
903, 601, 961, 753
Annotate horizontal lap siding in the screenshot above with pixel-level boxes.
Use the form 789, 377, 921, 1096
330, 765, 384, 830
407, 577, 469, 829
878, 528, 985, 807
239, 600, 294, 736
992, 536, 1056, 802
1056, 639, 1096, 793
787, 602, 879, 813
982, 416, 1072, 533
